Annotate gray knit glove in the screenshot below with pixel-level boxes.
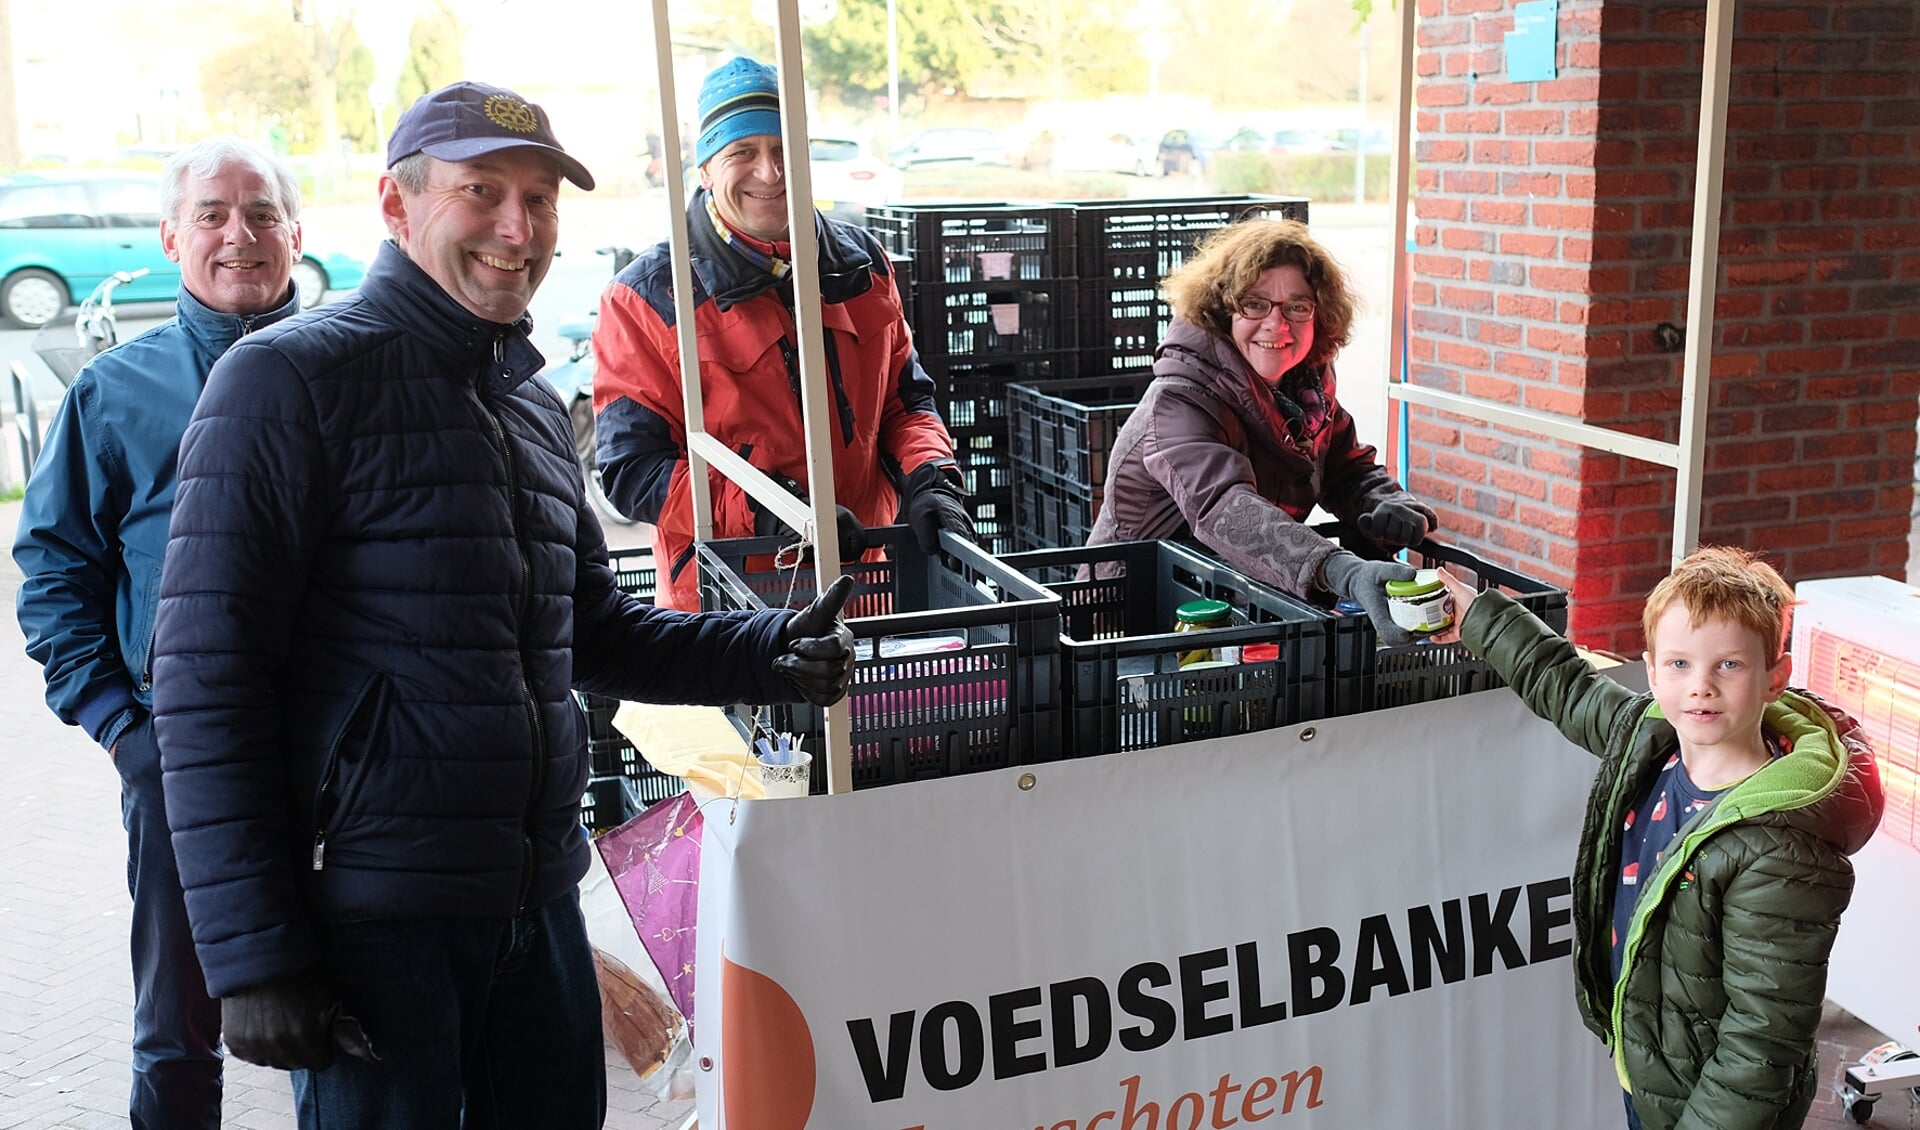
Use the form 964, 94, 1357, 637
1356, 497, 1439, 549
1321, 551, 1418, 647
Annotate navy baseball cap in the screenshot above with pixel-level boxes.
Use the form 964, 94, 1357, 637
387, 81, 595, 191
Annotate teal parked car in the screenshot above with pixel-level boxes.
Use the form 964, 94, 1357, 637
0, 170, 367, 329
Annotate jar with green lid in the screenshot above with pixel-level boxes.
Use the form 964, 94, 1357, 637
1384, 569, 1454, 634
1174, 598, 1232, 667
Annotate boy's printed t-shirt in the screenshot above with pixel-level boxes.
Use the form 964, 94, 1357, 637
1609, 734, 1792, 983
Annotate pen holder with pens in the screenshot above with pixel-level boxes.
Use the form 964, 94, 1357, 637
753, 734, 812, 799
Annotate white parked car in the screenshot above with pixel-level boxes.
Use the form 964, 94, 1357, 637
807, 136, 905, 227
1024, 130, 1159, 176
888, 127, 1010, 168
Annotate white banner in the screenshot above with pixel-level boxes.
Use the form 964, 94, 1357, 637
695, 687, 1619, 1129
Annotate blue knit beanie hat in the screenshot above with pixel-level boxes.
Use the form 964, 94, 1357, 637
696, 57, 782, 167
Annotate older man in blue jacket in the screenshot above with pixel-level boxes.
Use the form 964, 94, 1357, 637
149, 82, 855, 1128
13, 136, 305, 1130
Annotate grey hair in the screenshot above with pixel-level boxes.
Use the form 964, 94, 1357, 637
389, 153, 433, 193
159, 137, 302, 225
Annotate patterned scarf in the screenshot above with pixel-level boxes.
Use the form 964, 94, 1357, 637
1266, 362, 1330, 445
705, 193, 791, 280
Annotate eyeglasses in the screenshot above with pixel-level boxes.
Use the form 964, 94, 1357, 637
1233, 295, 1316, 323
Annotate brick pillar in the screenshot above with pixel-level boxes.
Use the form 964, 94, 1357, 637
1409, 0, 1920, 654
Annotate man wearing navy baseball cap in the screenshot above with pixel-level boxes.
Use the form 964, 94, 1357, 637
590, 56, 975, 610
150, 80, 859, 1127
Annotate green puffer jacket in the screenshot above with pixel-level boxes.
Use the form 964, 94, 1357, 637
1464, 591, 1884, 1130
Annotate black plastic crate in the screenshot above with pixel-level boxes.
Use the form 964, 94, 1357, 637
581, 774, 640, 833
1291, 523, 1569, 714
964, 487, 1017, 557
932, 352, 1076, 538
1064, 195, 1309, 373
914, 280, 1077, 360
1062, 194, 1310, 281
607, 546, 657, 600
867, 202, 1075, 285
1077, 278, 1171, 374
1008, 374, 1153, 491
929, 349, 1074, 434
573, 548, 686, 807
1012, 468, 1097, 552
1002, 540, 1332, 756
696, 525, 1062, 793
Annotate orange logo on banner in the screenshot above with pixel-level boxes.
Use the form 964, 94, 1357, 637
722, 951, 816, 1127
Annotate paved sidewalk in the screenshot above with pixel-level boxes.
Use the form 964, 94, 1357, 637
0, 501, 686, 1128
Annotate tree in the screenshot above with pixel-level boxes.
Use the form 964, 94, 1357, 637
959, 0, 1142, 100
1154, 0, 1380, 110
395, 2, 465, 113
0, 0, 22, 169
198, 6, 375, 159
684, 0, 1005, 100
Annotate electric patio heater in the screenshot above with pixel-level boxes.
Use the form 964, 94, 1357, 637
1789, 576, 1920, 1124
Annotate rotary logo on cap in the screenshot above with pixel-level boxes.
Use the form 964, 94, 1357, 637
483, 95, 539, 134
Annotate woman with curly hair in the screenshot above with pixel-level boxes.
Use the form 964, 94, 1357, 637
1088, 219, 1439, 644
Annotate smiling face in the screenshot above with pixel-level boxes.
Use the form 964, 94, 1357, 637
1229, 264, 1317, 383
1644, 604, 1791, 764
380, 150, 560, 324
160, 161, 301, 315
702, 134, 789, 242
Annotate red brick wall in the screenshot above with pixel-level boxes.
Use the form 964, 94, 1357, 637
1408, 0, 1920, 654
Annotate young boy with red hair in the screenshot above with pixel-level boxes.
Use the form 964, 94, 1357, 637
1442, 547, 1883, 1130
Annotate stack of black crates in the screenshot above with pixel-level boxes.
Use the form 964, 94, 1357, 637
868, 195, 1308, 556
1008, 195, 1310, 552
867, 204, 1078, 554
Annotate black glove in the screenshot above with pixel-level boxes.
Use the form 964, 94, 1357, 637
221, 967, 380, 1071
1321, 551, 1418, 647
775, 574, 857, 707
750, 472, 868, 563
902, 463, 974, 555
1355, 497, 1439, 550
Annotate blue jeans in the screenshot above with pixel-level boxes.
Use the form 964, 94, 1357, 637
290, 888, 606, 1130
118, 711, 223, 1130
1624, 1090, 1644, 1130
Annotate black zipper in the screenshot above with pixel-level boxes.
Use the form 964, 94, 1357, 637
774, 295, 855, 447
477, 335, 545, 913
311, 676, 386, 871
137, 607, 158, 693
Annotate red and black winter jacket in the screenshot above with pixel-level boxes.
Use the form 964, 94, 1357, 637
592, 190, 955, 609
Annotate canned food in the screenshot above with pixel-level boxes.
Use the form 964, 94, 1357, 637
1174, 599, 1232, 667
1384, 569, 1454, 634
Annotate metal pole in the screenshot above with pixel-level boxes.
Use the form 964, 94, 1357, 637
1381, 0, 1415, 474
1354, 20, 1371, 205
769, 0, 855, 795
887, 0, 900, 142
1673, 0, 1736, 565
649, 2, 715, 541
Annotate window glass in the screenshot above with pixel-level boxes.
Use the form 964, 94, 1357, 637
0, 183, 95, 229
93, 180, 163, 228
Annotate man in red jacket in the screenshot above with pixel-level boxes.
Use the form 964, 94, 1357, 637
592, 56, 972, 609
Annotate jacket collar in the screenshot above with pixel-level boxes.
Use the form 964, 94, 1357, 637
1641, 689, 1886, 854
174, 281, 300, 361
1155, 316, 1335, 447
358, 241, 546, 392
685, 188, 876, 313
1155, 317, 1280, 430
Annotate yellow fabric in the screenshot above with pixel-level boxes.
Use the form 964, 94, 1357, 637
611, 702, 765, 800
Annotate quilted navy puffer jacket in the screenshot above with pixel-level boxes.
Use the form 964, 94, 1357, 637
153, 244, 795, 998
